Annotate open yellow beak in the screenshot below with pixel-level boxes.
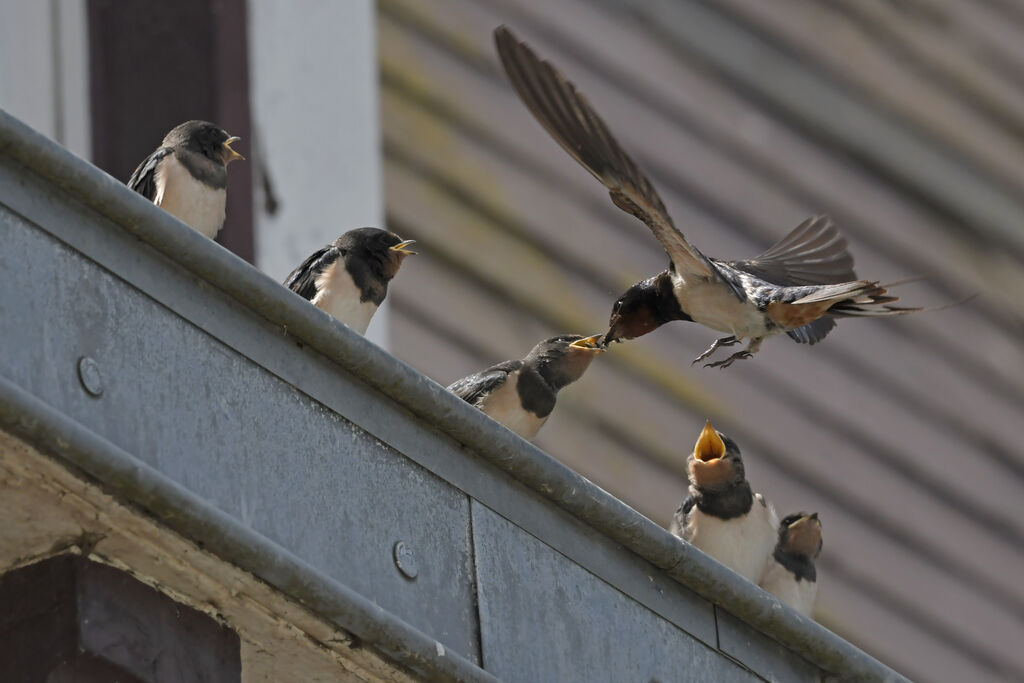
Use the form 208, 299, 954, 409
569, 334, 605, 353
694, 420, 726, 461
389, 239, 417, 255
223, 136, 245, 162
789, 512, 819, 529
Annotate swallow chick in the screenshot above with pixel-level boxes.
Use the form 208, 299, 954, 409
670, 421, 778, 582
127, 120, 245, 238
447, 334, 605, 440
494, 27, 919, 368
284, 228, 415, 335
759, 512, 823, 616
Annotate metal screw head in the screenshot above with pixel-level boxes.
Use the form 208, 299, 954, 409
77, 357, 104, 397
393, 541, 418, 580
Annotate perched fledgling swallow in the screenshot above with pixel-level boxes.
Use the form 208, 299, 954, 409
494, 27, 919, 368
759, 512, 822, 616
283, 228, 416, 335
448, 334, 605, 440
127, 120, 245, 238
669, 421, 778, 582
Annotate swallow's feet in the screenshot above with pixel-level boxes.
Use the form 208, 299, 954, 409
692, 336, 739, 364
704, 350, 753, 369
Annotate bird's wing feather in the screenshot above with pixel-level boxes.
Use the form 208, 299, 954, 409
127, 147, 173, 201
669, 496, 695, 538
731, 215, 855, 286
786, 317, 836, 345
494, 26, 715, 281
787, 280, 883, 305
283, 245, 342, 301
448, 360, 523, 406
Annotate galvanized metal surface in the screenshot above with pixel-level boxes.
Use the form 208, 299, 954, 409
0, 109, 907, 681
1, 203, 480, 660
471, 501, 758, 683
716, 609, 821, 683
0, 379, 493, 683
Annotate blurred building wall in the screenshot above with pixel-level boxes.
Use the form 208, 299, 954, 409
247, 0, 389, 345
0, 0, 90, 160
0, 0, 388, 346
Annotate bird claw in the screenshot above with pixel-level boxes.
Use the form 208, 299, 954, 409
704, 351, 753, 369
691, 336, 740, 365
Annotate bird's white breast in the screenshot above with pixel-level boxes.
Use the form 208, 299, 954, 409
477, 371, 547, 440
684, 496, 778, 582
312, 261, 379, 335
759, 560, 818, 616
154, 155, 227, 239
673, 276, 770, 339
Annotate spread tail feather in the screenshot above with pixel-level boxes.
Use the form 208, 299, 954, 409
790, 280, 921, 318
789, 280, 883, 305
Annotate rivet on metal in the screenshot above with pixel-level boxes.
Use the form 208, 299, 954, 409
393, 541, 418, 580
77, 357, 104, 397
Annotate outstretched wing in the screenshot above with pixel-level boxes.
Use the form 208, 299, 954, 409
127, 147, 173, 201
284, 245, 341, 301
494, 26, 715, 281
728, 215, 856, 345
732, 215, 855, 286
447, 360, 523, 406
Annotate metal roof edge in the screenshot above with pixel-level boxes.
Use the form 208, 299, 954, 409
0, 109, 906, 682
0, 375, 498, 683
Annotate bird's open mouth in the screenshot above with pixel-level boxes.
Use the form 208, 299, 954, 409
389, 239, 417, 255
694, 420, 726, 461
222, 136, 245, 163
569, 334, 606, 352
789, 512, 819, 529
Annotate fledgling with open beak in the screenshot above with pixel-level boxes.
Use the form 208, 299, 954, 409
670, 421, 778, 582
495, 26, 923, 368
759, 512, 823, 616
447, 334, 605, 440
127, 120, 245, 238
283, 228, 415, 335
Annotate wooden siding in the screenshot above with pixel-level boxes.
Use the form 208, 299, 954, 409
379, 1, 1024, 681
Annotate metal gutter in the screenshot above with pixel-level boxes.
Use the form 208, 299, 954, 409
0, 375, 498, 683
0, 109, 906, 682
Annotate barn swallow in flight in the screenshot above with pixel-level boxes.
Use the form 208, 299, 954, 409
494, 27, 919, 368
447, 334, 604, 440
128, 120, 245, 238
759, 512, 822, 616
284, 228, 416, 334
670, 421, 778, 582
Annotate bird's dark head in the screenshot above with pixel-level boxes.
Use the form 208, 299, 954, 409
526, 334, 605, 391
604, 270, 690, 345
165, 120, 245, 166
338, 227, 416, 282
687, 420, 746, 491
777, 512, 823, 560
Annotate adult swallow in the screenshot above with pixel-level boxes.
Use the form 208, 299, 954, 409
127, 120, 245, 238
448, 334, 605, 440
759, 512, 822, 616
669, 421, 778, 582
494, 27, 919, 368
284, 228, 416, 334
